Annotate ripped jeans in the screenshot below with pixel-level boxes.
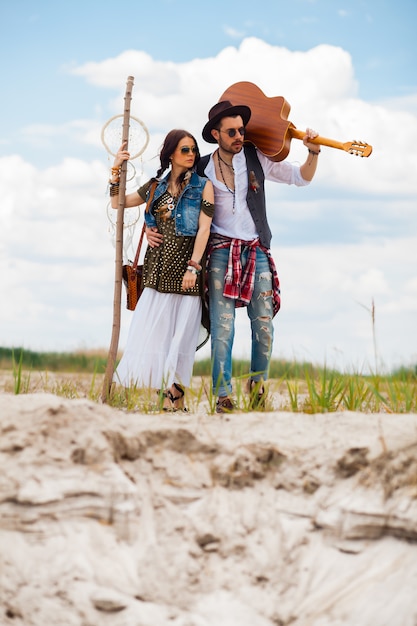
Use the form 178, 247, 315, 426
208, 245, 274, 397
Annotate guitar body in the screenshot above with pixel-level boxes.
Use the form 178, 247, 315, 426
220, 81, 373, 159
220, 82, 296, 161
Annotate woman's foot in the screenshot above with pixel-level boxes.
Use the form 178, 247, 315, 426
162, 383, 185, 411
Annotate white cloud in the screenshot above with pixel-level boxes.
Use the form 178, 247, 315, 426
70, 38, 417, 197
378, 93, 417, 116
267, 237, 417, 372
223, 25, 246, 39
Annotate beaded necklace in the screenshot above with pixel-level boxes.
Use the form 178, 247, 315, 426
217, 151, 235, 213
218, 151, 234, 171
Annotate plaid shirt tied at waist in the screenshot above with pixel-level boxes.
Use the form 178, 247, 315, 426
206, 234, 281, 317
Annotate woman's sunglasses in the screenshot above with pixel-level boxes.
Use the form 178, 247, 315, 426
179, 146, 197, 154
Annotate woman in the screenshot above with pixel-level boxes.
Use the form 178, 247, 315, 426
109, 129, 214, 410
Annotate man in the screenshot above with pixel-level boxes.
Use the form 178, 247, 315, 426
198, 100, 320, 413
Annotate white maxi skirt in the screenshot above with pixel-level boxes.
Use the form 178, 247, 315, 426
114, 288, 202, 389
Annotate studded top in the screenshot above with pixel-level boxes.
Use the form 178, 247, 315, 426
142, 190, 214, 295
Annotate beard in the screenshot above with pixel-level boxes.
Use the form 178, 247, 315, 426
219, 136, 243, 155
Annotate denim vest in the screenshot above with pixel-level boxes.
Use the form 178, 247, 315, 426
144, 172, 207, 236
198, 144, 272, 249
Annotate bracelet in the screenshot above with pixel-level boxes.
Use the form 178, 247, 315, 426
109, 182, 120, 197
111, 166, 121, 175
187, 259, 202, 272
186, 266, 198, 275
308, 148, 321, 155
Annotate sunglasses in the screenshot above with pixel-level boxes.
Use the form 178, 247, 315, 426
218, 127, 246, 138
179, 146, 197, 154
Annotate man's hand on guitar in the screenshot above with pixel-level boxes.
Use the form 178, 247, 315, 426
303, 128, 320, 154
301, 128, 320, 181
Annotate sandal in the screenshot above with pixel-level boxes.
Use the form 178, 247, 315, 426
162, 383, 186, 412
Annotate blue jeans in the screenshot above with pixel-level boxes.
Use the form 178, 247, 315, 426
208, 246, 274, 397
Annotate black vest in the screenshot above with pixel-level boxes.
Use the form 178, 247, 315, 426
197, 143, 272, 248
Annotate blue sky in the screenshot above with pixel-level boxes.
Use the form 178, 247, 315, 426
1, 0, 416, 165
0, 0, 416, 372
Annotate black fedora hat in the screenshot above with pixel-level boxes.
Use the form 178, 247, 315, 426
202, 100, 251, 143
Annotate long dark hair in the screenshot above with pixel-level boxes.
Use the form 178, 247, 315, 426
156, 129, 200, 187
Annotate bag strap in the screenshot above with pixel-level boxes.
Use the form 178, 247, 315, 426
145, 179, 158, 213
132, 181, 157, 269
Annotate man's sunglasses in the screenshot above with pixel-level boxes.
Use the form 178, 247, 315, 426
218, 127, 246, 138
179, 146, 197, 154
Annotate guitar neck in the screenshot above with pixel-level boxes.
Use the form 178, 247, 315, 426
290, 128, 344, 151
290, 128, 372, 157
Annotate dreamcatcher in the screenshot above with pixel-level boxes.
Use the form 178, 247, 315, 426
101, 113, 150, 261
101, 113, 149, 159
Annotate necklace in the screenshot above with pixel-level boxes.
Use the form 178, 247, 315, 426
155, 190, 176, 220
217, 151, 235, 213
166, 195, 176, 212
218, 151, 234, 171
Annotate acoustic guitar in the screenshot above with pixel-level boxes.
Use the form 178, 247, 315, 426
220, 81, 372, 161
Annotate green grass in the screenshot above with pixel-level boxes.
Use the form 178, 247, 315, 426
0, 347, 108, 373
1, 347, 416, 413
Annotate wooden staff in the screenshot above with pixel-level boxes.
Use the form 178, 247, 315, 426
101, 76, 134, 402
